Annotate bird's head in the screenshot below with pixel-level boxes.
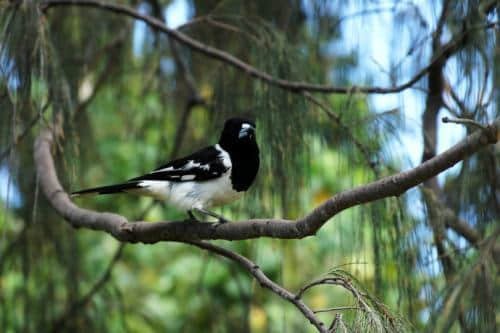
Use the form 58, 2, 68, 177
218, 117, 257, 152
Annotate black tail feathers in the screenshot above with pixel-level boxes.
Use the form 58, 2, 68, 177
71, 182, 141, 197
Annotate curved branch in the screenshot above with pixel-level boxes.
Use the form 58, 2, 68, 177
33, 118, 499, 243
40, 0, 494, 95
184, 240, 326, 332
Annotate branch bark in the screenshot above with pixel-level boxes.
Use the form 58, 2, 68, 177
40, 0, 494, 96
419, 6, 472, 327
33, 117, 499, 243
185, 240, 326, 332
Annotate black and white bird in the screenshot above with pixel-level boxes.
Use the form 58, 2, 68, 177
72, 117, 259, 222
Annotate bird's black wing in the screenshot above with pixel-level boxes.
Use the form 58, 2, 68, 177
129, 146, 229, 182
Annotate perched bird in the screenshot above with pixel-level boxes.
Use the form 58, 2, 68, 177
72, 117, 260, 223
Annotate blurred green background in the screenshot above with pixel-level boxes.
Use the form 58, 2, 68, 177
0, 0, 498, 332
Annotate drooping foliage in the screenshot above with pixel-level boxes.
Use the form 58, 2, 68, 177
0, 1, 497, 332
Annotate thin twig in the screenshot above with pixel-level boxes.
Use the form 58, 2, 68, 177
421, 4, 470, 327
297, 275, 384, 331
41, 0, 496, 96
314, 306, 359, 314
303, 91, 379, 175
178, 15, 262, 45
297, 277, 345, 299
148, 0, 204, 160
184, 240, 327, 332
442, 116, 487, 130
328, 313, 344, 332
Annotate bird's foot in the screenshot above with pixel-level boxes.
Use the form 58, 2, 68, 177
216, 217, 229, 224
187, 210, 202, 223
193, 208, 231, 223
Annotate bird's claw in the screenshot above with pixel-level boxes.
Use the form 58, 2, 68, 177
218, 216, 229, 223
187, 210, 202, 223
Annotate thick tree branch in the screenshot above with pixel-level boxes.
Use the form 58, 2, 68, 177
421, 1, 460, 286
33, 118, 499, 243
40, 0, 494, 95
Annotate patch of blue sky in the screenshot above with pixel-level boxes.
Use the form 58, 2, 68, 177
133, 0, 191, 57
322, 1, 491, 191
164, 0, 192, 29
139, 1, 491, 221
0, 165, 22, 208
160, 58, 175, 75
303, 1, 493, 283
132, 3, 150, 56
0, 50, 21, 90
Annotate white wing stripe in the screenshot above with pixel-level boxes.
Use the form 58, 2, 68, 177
152, 166, 174, 173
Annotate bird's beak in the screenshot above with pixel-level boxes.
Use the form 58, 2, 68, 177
238, 126, 255, 139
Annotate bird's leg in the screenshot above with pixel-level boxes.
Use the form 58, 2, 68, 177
187, 210, 202, 222
194, 208, 230, 223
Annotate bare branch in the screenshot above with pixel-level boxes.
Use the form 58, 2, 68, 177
145, 0, 204, 159
434, 0, 452, 47
314, 306, 359, 314
420, 1, 465, 294
422, 188, 500, 266
178, 15, 263, 45
296, 274, 393, 332
442, 116, 487, 130
434, 229, 500, 332
328, 313, 347, 333
33, 118, 499, 243
40, 0, 495, 96
184, 240, 326, 332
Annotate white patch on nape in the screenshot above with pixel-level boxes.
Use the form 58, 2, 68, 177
241, 123, 251, 129
181, 174, 195, 181
215, 144, 232, 168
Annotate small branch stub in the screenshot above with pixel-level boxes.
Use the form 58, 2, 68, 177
442, 116, 487, 130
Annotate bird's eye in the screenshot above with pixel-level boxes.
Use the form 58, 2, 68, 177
238, 124, 255, 139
